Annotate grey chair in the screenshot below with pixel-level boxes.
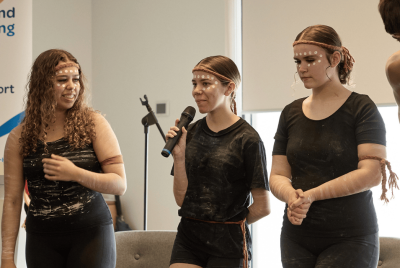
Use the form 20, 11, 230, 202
115, 230, 177, 268
378, 237, 400, 267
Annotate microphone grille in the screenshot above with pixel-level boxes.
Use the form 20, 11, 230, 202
183, 106, 196, 118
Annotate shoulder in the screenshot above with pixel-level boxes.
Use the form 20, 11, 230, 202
187, 117, 203, 132
90, 111, 112, 130
348, 92, 377, 110
385, 50, 400, 89
283, 97, 306, 113
238, 119, 263, 146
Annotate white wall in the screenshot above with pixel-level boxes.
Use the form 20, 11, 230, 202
33, 0, 92, 83
92, 0, 226, 230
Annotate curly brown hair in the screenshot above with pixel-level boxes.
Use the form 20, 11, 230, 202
20, 49, 97, 157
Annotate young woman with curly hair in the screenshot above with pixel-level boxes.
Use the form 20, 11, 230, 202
269, 25, 397, 268
1, 49, 126, 268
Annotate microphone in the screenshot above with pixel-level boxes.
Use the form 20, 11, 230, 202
161, 106, 196, 157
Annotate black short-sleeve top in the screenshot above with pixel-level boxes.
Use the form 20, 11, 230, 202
176, 117, 269, 222
273, 92, 386, 237
23, 138, 112, 234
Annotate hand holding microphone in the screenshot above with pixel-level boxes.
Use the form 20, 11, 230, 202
162, 106, 196, 158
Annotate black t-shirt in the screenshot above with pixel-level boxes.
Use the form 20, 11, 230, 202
24, 138, 112, 234
172, 117, 269, 258
273, 92, 386, 237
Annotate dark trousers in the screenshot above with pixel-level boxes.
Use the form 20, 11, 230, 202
26, 224, 116, 268
280, 231, 379, 268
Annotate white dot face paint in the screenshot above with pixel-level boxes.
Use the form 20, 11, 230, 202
203, 87, 205, 91
57, 84, 61, 87
215, 81, 218, 84
318, 60, 321, 63
314, 51, 317, 54
197, 75, 200, 78
59, 71, 63, 74
320, 54, 322, 57
296, 53, 298, 56
211, 77, 214, 80
308, 64, 310, 67
65, 70, 68, 73
207, 87, 210, 90
207, 75, 210, 78
70, 70, 73, 73
202, 75, 204, 78
313, 62, 315, 65
212, 85, 215, 88
62, 84, 66, 87
300, 53, 302, 56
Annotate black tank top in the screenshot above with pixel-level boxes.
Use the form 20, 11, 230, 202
24, 138, 112, 234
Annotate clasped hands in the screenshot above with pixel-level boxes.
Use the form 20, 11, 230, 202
42, 154, 79, 182
287, 189, 314, 225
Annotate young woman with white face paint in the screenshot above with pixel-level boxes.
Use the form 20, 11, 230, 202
167, 56, 270, 268
1, 49, 126, 268
270, 25, 398, 268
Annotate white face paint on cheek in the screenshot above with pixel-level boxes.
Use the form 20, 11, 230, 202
65, 70, 68, 73
314, 51, 317, 54
318, 60, 321, 63
313, 62, 315, 65
215, 81, 218, 84
308, 64, 310, 67
202, 75, 204, 78
320, 54, 323, 57
211, 77, 214, 80
57, 84, 60, 87
63, 84, 66, 87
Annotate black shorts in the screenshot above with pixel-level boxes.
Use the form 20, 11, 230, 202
280, 230, 379, 268
170, 231, 244, 268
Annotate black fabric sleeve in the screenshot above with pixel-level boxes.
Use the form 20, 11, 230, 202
354, 95, 386, 146
244, 140, 269, 190
272, 107, 289, 155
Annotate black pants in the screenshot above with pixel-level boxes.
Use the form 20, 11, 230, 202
280, 231, 379, 268
26, 224, 116, 268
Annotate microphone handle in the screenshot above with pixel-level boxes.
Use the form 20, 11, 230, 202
161, 119, 188, 157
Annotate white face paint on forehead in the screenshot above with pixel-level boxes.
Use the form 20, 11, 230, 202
294, 45, 327, 69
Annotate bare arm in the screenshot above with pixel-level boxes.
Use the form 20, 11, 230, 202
291, 144, 386, 208
1, 126, 24, 267
42, 113, 126, 195
167, 119, 188, 207
385, 52, 400, 122
270, 155, 303, 204
246, 188, 270, 224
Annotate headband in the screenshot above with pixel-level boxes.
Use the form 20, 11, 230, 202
54, 62, 80, 72
293, 40, 355, 73
192, 67, 234, 85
